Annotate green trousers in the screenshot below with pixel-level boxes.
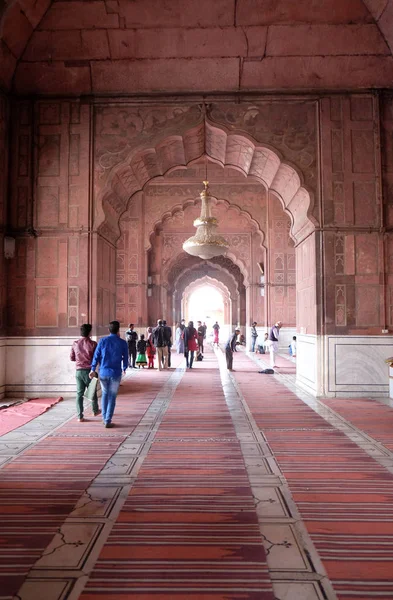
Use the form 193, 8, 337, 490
76, 369, 98, 418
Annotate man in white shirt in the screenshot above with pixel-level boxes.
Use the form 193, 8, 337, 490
268, 321, 282, 368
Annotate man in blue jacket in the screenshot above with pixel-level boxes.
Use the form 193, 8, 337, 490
90, 320, 128, 428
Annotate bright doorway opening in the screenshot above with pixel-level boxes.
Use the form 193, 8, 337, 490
186, 285, 226, 339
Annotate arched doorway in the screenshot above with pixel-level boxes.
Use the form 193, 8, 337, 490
96, 116, 316, 392
183, 278, 231, 342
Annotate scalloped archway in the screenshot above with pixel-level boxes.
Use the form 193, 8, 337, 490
165, 255, 246, 329
183, 277, 231, 331
98, 119, 316, 246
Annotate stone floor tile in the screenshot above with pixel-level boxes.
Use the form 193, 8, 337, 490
273, 581, 326, 600
254, 486, 290, 518
16, 579, 73, 600
35, 523, 103, 569
260, 523, 311, 571
70, 487, 121, 518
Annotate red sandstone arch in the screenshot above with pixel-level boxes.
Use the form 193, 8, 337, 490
173, 261, 242, 299
169, 260, 246, 327
148, 198, 264, 288
99, 119, 316, 245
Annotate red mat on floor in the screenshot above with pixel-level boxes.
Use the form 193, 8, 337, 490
0, 397, 63, 436
254, 350, 296, 374
0, 362, 183, 599
321, 397, 393, 452
82, 352, 274, 599
232, 351, 393, 600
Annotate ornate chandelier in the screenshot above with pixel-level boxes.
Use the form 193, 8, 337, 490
183, 181, 229, 260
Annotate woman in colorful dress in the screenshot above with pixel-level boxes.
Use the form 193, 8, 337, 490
213, 321, 220, 347
146, 336, 156, 369
183, 321, 198, 369
136, 335, 148, 368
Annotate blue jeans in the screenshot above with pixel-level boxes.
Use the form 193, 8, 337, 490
251, 337, 257, 352
100, 376, 121, 424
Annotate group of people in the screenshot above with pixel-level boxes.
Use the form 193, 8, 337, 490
251, 321, 296, 368
70, 318, 292, 427
70, 321, 128, 428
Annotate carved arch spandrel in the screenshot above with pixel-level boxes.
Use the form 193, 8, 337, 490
182, 276, 232, 303
172, 262, 242, 301
97, 119, 317, 246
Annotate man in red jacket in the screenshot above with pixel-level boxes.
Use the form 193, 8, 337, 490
70, 323, 101, 422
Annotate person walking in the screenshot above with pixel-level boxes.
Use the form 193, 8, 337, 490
268, 320, 282, 368
125, 323, 138, 369
175, 321, 185, 354
162, 320, 172, 367
70, 323, 100, 422
226, 328, 241, 371
197, 321, 205, 354
213, 321, 220, 347
153, 319, 168, 370
183, 321, 198, 368
136, 335, 148, 368
90, 320, 128, 428
251, 322, 258, 352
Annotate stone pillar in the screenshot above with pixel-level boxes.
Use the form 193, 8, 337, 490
5, 100, 92, 397
0, 93, 8, 399
317, 94, 393, 397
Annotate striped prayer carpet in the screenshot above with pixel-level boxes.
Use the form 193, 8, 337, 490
321, 397, 393, 452
231, 351, 393, 600
81, 352, 275, 599
0, 397, 63, 436
0, 368, 175, 599
256, 351, 296, 374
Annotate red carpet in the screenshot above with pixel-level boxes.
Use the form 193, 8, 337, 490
0, 369, 177, 598
254, 350, 296, 374
321, 397, 393, 452
0, 397, 63, 436
81, 353, 274, 599
231, 351, 393, 600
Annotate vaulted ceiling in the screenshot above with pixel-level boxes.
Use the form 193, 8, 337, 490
0, 0, 392, 94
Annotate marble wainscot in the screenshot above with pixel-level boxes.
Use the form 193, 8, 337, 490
325, 335, 393, 397
295, 334, 321, 397
5, 337, 79, 398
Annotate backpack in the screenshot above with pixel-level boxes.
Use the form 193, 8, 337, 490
258, 369, 275, 374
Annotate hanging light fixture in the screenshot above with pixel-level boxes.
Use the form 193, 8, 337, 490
183, 180, 229, 260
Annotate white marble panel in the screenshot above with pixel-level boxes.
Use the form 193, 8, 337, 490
5, 337, 78, 397
327, 335, 393, 396
277, 327, 297, 351
295, 333, 319, 396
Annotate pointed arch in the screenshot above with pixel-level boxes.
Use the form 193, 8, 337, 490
98, 119, 316, 245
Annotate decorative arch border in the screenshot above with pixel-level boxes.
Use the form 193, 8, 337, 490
172, 261, 242, 302
182, 277, 231, 308
182, 276, 231, 322
98, 119, 317, 246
